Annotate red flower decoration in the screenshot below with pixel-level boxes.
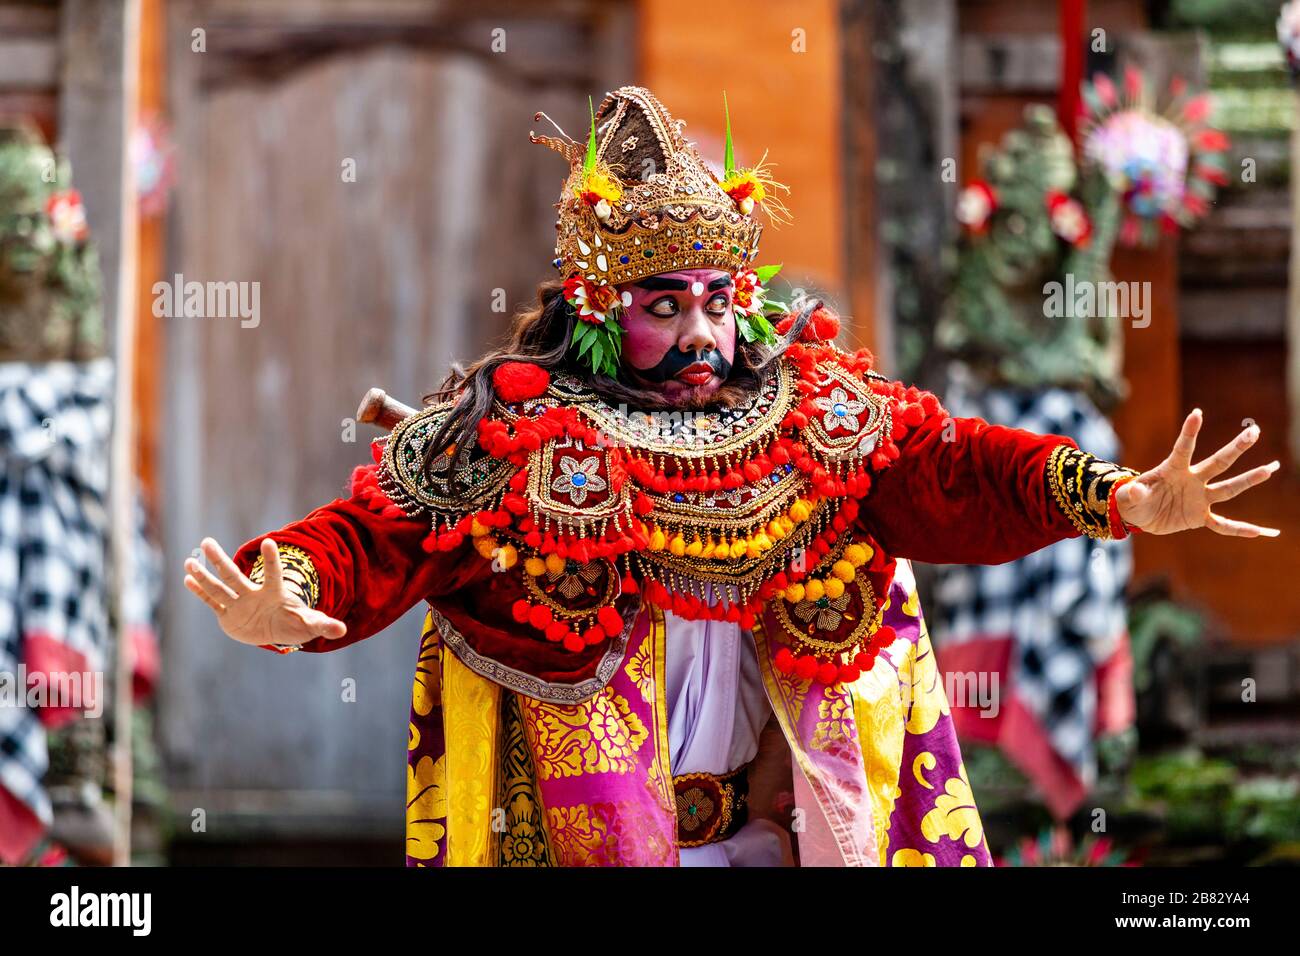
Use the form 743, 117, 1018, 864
956, 180, 997, 234
1045, 190, 1092, 248
492, 361, 551, 402
45, 190, 89, 243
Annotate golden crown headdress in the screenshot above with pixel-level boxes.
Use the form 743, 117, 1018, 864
531, 86, 790, 376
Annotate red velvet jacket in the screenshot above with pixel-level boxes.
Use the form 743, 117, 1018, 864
233, 344, 1132, 698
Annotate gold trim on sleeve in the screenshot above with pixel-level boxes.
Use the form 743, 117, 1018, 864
1045, 444, 1139, 540
248, 544, 321, 609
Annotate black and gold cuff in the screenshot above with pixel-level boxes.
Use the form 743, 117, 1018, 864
248, 544, 321, 609
1045, 444, 1140, 540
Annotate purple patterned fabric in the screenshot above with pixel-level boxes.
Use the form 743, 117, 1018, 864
405, 559, 992, 867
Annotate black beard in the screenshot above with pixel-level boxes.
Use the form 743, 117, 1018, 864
629, 347, 732, 384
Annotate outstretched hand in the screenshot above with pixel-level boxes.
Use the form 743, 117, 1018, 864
1115, 409, 1280, 538
184, 537, 347, 646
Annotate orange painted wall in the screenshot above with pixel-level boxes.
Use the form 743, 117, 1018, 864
636, 0, 847, 320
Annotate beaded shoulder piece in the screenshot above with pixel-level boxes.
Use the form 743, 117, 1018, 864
373, 343, 948, 683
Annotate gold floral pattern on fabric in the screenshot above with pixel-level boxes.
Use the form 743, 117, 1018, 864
1045, 443, 1140, 540
406, 754, 447, 865
442, 649, 501, 866
623, 640, 656, 703
545, 804, 618, 863
412, 621, 441, 718
496, 692, 554, 866
544, 801, 676, 866
811, 696, 856, 756
769, 664, 814, 725
524, 688, 650, 780
900, 630, 949, 736
848, 638, 907, 865
920, 762, 985, 850
753, 618, 878, 867
913, 751, 937, 790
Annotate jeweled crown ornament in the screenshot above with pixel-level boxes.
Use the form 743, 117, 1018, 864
531, 86, 788, 375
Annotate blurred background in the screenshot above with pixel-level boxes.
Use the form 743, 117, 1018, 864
1, 0, 1298, 867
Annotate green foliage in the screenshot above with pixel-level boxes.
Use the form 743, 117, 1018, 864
571, 317, 622, 378
1164, 0, 1282, 37
1127, 599, 1204, 692
937, 105, 1126, 408
0, 123, 104, 358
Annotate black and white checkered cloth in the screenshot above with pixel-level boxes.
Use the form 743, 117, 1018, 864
932, 377, 1131, 788
0, 359, 112, 850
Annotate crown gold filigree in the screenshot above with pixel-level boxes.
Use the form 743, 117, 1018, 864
531, 87, 788, 376
532, 86, 768, 287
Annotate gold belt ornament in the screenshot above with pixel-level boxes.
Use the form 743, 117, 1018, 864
673, 765, 749, 848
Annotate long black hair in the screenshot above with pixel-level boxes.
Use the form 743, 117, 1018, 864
423, 279, 819, 481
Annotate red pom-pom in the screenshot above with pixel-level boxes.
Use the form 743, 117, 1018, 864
511, 599, 531, 623
596, 605, 623, 634
838, 664, 860, 684
794, 655, 819, 680
802, 307, 840, 343
874, 625, 896, 646
545, 621, 569, 642
816, 662, 839, 685
583, 625, 606, 645
562, 633, 586, 653
774, 647, 795, 673
492, 362, 551, 403
528, 605, 554, 630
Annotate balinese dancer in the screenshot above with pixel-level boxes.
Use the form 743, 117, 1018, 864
183, 87, 1279, 867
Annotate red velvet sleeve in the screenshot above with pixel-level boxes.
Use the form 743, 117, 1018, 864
858, 414, 1081, 565
231, 480, 488, 653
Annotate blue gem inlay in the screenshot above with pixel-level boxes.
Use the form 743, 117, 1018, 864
570, 473, 587, 487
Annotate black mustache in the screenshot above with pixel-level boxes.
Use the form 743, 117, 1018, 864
631, 348, 732, 384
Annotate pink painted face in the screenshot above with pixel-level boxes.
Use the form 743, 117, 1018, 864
617, 268, 736, 403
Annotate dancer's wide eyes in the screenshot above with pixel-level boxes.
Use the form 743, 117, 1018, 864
646, 292, 730, 318
648, 296, 679, 318
705, 292, 730, 315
